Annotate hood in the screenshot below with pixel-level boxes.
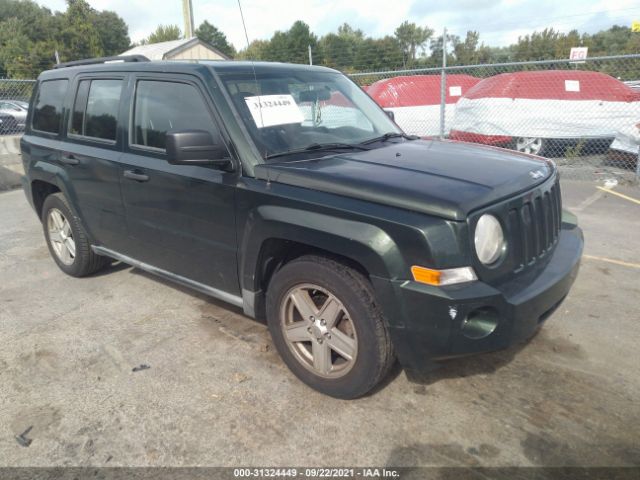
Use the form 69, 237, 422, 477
254, 139, 554, 221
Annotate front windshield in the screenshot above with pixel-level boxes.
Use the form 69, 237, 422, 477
218, 69, 402, 160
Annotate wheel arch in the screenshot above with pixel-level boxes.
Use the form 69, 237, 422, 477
31, 179, 61, 219
239, 205, 407, 319
27, 164, 86, 233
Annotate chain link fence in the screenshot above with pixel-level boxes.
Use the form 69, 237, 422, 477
3, 57, 640, 183
0, 79, 35, 136
351, 54, 640, 184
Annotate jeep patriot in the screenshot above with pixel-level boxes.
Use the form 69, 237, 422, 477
21, 56, 583, 398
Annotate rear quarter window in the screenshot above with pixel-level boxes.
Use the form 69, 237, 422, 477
32, 79, 69, 134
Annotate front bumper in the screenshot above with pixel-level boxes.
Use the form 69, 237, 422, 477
372, 221, 583, 376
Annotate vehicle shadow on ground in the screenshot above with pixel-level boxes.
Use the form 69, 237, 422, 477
123, 264, 247, 317
404, 339, 531, 386
89, 260, 131, 277
102, 261, 532, 392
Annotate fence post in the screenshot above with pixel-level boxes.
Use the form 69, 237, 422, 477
439, 27, 447, 140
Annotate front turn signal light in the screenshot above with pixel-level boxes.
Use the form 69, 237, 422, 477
411, 265, 477, 286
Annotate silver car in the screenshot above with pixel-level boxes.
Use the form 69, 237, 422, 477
0, 100, 28, 134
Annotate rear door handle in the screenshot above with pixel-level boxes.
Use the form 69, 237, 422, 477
60, 154, 79, 165
123, 169, 149, 182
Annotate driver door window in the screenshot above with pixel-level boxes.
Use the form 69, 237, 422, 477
132, 80, 218, 151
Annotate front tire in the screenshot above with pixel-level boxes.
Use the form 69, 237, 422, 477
266, 255, 395, 399
42, 193, 109, 277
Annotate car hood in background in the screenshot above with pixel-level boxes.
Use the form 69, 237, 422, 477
254, 140, 554, 221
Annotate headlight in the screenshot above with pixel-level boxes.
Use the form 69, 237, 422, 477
474, 214, 505, 265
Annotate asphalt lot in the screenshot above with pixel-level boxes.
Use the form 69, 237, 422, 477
0, 180, 639, 467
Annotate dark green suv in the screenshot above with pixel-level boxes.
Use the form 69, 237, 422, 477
21, 56, 583, 398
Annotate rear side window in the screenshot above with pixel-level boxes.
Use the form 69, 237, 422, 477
70, 79, 122, 141
132, 80, 217, 150
32, 79, 68, 134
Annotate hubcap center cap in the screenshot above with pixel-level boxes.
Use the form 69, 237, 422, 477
310, 319, 327, 340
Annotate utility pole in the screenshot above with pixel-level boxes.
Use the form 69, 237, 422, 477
439, 27, 447, 140
308, 45, 313, 65
182, 0, 195, 38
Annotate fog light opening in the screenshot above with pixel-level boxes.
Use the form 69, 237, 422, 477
461, 307, 499, 340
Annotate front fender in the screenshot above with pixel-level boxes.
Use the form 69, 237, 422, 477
239, 205, 408, 295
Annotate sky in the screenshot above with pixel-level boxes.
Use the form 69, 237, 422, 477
36, 0, 640, 51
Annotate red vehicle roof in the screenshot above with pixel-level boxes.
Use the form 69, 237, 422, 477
463, 70, 639, 102
367, 74, 480, 107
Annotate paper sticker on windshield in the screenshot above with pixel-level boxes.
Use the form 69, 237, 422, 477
244, 94, 304, 128
565, 80, 580, 92
449, 86, 462, 97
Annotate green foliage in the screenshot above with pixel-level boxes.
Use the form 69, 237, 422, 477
57, 0, 103, 61
94, 10, 131, 56
1, 2, 639, 81
394, 21, 433, 67
143, 25, 181, 45
236, 39, 270, 60
261, 21, 318, 64
319, 24, 364, 70
195, 21, 236, 58
0, 0, 130, 78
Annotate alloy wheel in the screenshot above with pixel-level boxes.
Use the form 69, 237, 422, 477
280, 283, 358, 379
515, 137, 544, 155
47, 208, 76, 265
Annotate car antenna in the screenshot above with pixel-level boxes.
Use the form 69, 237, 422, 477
236, 0, 264, 130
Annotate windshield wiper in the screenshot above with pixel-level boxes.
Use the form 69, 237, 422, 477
360, 132, 419, 145
265, 142, 370, 160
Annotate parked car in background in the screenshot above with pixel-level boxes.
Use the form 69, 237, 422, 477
366, 74, 480, 137
450, 70, 640, 157
0, 99, 29, 134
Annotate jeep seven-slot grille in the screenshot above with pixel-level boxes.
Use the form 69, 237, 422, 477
507, 181, 562, 272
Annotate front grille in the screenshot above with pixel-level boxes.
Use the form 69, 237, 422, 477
507, 180, 562, 272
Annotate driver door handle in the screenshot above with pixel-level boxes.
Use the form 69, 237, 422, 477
60, 153, 79, 165
123, 169, 149, 182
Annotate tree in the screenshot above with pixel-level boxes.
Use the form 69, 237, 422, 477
0, 0, 128, 77
353, 36, 403, 71
429, 32, 459, 65
93, 10, 131, 55
236, 39, 269, 60
319, 23, 364, 70
394, 21, 433, 67
514, 28, 562, 61
144, 25, 181, 44
57, 0, 103, 62
195, 21, 236, 58
453, 31, 491, 65
262, 21, 318, 64
337, 23, 364, 42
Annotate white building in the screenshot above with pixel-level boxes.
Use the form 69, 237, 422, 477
121, 37, 229, 61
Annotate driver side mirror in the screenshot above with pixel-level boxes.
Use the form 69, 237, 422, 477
385, 110, 395, 121
166, 129, 232, 170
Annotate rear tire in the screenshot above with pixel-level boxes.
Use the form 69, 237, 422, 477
42, 193, 109, 277
266, 255, 395, 399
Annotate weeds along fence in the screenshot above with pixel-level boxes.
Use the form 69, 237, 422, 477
351, 54, 640, 184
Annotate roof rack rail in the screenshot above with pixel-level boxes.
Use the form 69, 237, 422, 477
53, 55, 150, 69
